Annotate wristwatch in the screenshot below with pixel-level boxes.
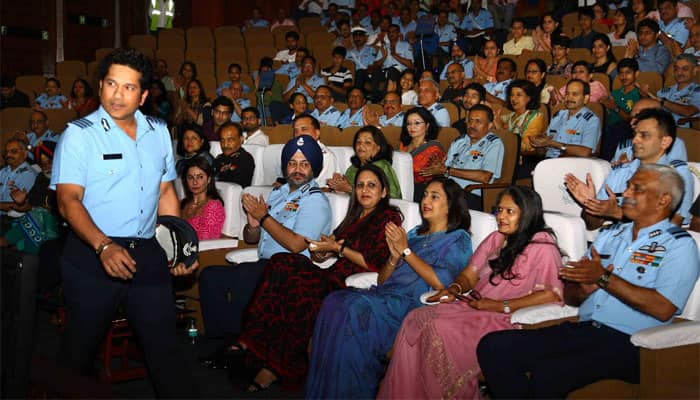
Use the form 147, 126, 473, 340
401, 248, 412, 258
503, 299, 511, 314
597, 270, 612, 289
560, 144, 567, 153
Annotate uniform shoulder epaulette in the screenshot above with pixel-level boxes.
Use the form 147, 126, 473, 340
434, 103, 444, 110
582, 111, 594, 120
328, 106, 338, 114
552, 110, 563, 118
658, 87, 671, 94
611, 162, 627, 170
670, 159, 687, 168
486, 133, 499, 142
692, 85, 700, 92
666, 226, 691, 239
145, 115, 166, 127
308, 187, 322, 195
17, 166, 28, 173
600, 221, 622, 232
70, 118, 93, 129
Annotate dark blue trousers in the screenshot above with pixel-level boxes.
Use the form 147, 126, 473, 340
198, 259, 268, 338
477, 321, 640, 398
59, 233, 196, 397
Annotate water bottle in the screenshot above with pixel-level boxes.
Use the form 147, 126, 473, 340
187, 318, 198, 344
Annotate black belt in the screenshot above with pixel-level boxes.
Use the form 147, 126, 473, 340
109, 236, 156, 249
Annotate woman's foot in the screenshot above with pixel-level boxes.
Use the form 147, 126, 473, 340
199, 342, 247, 369
244, 368, 278, 392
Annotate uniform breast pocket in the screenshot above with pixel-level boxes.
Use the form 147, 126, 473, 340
95, 158, 126, 178
144, 154, 167, 178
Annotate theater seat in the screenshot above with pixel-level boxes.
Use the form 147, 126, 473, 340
392, 151, 414, 201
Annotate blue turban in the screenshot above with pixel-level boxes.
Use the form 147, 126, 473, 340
281, 135, 323, 177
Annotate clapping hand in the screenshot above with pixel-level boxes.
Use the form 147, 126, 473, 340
559, 247, 611, 285
242, 193, 268, 225
582, 185, 622, 219
564, 173, 597, 205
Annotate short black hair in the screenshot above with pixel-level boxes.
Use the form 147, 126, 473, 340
617, 57, 639, 72
332, 46, 347, 57
212, 95, 234, 111
285, 31, 300, 40
498, 57, 517, 72
465, 82, 486, 101
176, 123, 210, 156
228, 63, 242, 73
637, 18, 660, 34
578, 6, 595, 20
217, 121, 243, 138
567, 78, 591, 96
635, 107, 677, 151
470, 103, 495, 122
294, 114, 321, 130
572, 60, 593, 74
552, 35, 571, 48
241, 106, 260, 119
99, 48, 153, 91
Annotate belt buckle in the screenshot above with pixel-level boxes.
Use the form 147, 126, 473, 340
127, 240, 137, 249
592, 321, 602, 329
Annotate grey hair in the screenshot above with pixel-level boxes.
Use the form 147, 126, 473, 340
675, 53, 698, 66
638, 164, 684, 212
419, 77, 441, 93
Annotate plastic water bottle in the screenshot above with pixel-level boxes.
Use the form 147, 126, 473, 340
187, 318, 198, 344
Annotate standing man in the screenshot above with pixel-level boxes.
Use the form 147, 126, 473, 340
478, 165, 699, 398
50, 48, 196, 396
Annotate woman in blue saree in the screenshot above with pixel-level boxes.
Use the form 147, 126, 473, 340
306, 177, 473, 399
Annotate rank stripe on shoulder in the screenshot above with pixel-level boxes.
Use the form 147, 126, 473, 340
667, 226, 691, 239
70, 118, 93, 128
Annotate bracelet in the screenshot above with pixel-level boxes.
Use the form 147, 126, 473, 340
259, 213, 271, 226
444, 167, 451, 177
96, 239, 113, 256
338, 243, 346, 258
448, 282, 463, 294
597, 270, 613, 289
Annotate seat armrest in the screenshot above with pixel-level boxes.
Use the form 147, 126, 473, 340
345, 272, 379, 289
464, 182, 511, 192
199, 239, 238, 252
510, 304, 580, 325
631, 321, 700, 350
225, 248, 259, 264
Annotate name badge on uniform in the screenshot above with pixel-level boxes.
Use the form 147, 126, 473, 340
103, 153, 123, 160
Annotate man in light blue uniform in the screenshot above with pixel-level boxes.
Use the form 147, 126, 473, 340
0, 138, 38, 216
337, 88, 369, 129
531, 79, 600, 159
276, 47, 309, 82
348, 27, 379, 92
50, 48, 196, 396
480, 164, 699, 398
284, 55, 325, 104
484, 58, 516, 103
397, 7, 416, 39
198, 135, 331, 364
460, 2, 494, 34
369, 24, 414, 101
309, 86, 342, 127
442, 104, 504, 211
439, 39, 475, 81
228, 81, 252, 124
434, 11, 457, 55
25, 110, 60, 147
657, 0, 690, 48
418, 79, 450, 127
656, 54, 700, 128
378, 91, 405, 127
566, 108, 693, 230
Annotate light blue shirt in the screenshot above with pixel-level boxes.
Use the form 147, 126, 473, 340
598, 156, 694, 225
34, 93, 68, 110
230, 98, 252, 123
380, 41, 414, 72
657, 82, 700, 128
276, 63, 301, 81
448, 12, 463, 27
359, 16, 372, 30
614, 136, 687, 163
659, 18, 690, 47
27, 129, 60, 147
258, 181, 332, 259
460, 9, 494, 31
445, 132, 504, 196
50, 107, 176, 238
579, 220, 699, 335
310, 106, 342, 127
348, 46, 378, 70
435, 23, 457, 53
425, 102, 451, 127
215, 80, 252, 96
398, 20, 417, 37
379, 111, 404, 127
545, 106, 601, 158
247, 19, 269, 28
637, 43, 671, 75
440, 59, 475, 80
285, 74, 325, 103
484, 78, 512, 101
0, 161, 38, 208
337, 107, 367, 129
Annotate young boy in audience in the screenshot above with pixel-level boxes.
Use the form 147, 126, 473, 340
217, 63, 251, 96
552, 60, 609, 105
547, 35, 573, 79
503, 18, 535, 56
599, 58, 641, 160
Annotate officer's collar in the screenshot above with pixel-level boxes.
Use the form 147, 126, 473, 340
633, 219, 673, 240
97, 106, 154, 135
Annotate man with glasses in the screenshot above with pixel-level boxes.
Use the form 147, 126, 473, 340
338, 87, 374, 129
0, 139, 38, 217
14, 111, 59, 159
240, 107, 269, 146
441, 63, 467, 105
310, 86, 342, 127
203, 96, 234, 141
654, 54, 700, 128
198, 134, 331, 368
283, 55, 325, 104
379, 91, 404, 127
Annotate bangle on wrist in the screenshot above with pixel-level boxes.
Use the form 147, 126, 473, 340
338, 243, 346, 258
96, 239, 113, 256
448, 282, 463, 294
259, 213, 271, 226
597, 270, 612, 289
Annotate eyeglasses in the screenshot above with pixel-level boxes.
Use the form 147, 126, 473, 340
287, 160, 311, 169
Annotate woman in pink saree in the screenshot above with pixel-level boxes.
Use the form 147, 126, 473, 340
378, 186, 564, 399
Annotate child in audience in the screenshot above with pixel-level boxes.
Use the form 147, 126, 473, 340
399, 69, 418, 106
217, 63, 251, 97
